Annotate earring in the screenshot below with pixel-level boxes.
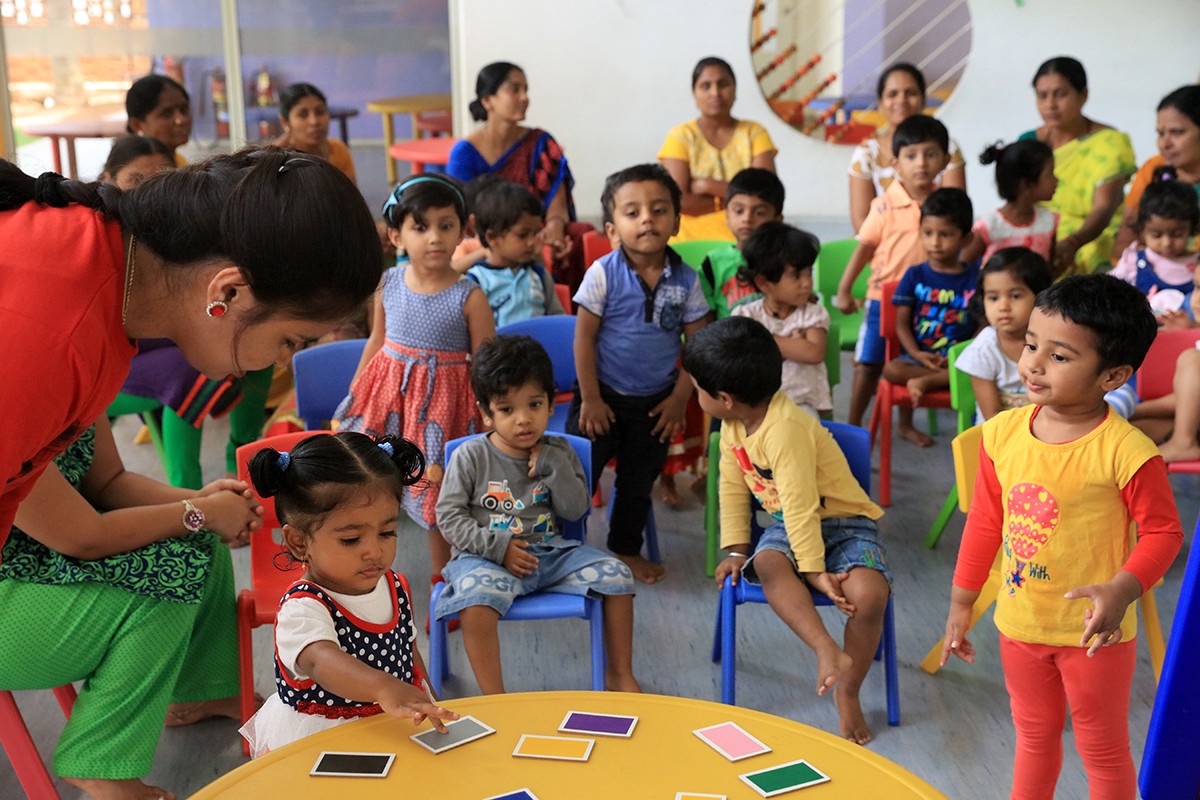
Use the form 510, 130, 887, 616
205, 300, 229, 318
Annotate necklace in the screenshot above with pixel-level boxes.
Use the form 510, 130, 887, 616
122, 235, 137, 327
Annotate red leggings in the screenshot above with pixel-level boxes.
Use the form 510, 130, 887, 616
1000, 634, 1137, 800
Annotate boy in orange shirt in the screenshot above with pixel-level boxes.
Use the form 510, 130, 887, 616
835, 115, 951, 428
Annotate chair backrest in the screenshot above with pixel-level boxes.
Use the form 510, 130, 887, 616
293, 338, 368, 430
671, 239, 730, 269
879, 280, 902, 360
582, 229, 613, 267
496, 316, 578, 395
444, 433, 593, 540
554, 283, 573, 313
951, 424, 983, 513
825, 317, 841, 389
947, 339, 975, 433
813, 237, 867, 311
1138, 329, 1200, 401
235, 430, 329, 586
821, 420, 870, 494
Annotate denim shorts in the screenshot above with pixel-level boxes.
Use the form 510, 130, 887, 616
742, 517, 892, 587
434, 537, 634, 618
854, 299, 885, 365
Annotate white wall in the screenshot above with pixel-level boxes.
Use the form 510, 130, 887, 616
450, 0, 1200, 232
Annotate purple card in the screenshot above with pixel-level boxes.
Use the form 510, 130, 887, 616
558, 710, 639, 738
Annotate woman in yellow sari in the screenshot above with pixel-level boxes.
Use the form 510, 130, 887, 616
1018, 57, 1135, 275
658, 56, 777, 243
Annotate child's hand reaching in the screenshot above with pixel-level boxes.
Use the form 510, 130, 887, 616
377, 680, 459, 732
503, 538, 539, 577
1065, 571, 1142, 656
649, 393, 687, 442
940, 598, 976, 665
578, 398, 616, 439
804, 571, 855, 616
834, 289, 859, 315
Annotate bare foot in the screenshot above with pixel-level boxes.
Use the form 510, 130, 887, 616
605, 668, 643, 693
1159, 438, 1200, 464
658, 474, 684, 509
166, 693, 258, 727
897, 423, 934, 448
834, 685, 873, 745
615, 553, 665, 584
688, 473, 707, 500
814, 645, 852, 696
63, 777, 175, 800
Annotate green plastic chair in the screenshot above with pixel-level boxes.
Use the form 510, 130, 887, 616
106, 393, 205, 489
813, 237, 868, 352
923, 340, 976, 548
672, 239, 731, 269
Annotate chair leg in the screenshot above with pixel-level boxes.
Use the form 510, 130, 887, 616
711, 592, 724, 663
704, 434, 721, 578
1140, 587, 1166, 684
879, 388, 894, 506
50, 685, 76, 717
428, 583, 449, 698
0, 690, 61, 800
236, 595, 256, 756
883, 596, 900, 727
720, 577, 737, 705
588, 597, 606, 691
924, 486, 958, 549
926, 407, 939, 437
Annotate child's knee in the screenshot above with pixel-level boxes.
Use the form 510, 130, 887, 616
754, 551, 799, 582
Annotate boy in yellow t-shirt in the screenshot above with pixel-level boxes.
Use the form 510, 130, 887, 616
942, 275, 1182, 797
683, 317, 892, 746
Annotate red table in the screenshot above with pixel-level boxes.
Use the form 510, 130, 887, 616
20, 114, 126, 179
387, 136, 458, 175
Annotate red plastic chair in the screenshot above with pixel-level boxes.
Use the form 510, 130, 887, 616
0, 685, 77, 799
235, 430, 326, 753
1138, 329, 1200, 474
870, 280, 953, 506
555, 282, 572, 314
582, 229, 613, 268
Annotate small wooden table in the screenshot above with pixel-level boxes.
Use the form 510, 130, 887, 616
387, 136, 458, 177
367, 92, 452, 183
192, 691, 947, 799
20, 114, 127, 179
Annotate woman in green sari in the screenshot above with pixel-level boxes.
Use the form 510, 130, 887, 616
1018, 56, 1135, 275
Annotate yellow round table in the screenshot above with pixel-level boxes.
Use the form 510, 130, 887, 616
194, 692, 946, 798
367, 92, 452, 183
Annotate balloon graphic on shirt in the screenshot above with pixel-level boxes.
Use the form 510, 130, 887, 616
1004, 482, 1059, 596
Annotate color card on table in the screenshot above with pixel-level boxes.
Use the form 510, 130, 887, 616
559, 710, 639, 737
692, 721, 771, 762
482, 790, 541, 800
512, 734, 595, 761
739, 759, 830, 797
410, 716, 495, 754
674, 793, 727, 799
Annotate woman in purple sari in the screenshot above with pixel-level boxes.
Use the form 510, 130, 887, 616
446, 61, 590, 293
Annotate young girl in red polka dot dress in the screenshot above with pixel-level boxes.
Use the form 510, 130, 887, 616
334, 175, 495, 580
239, 432, 459, 757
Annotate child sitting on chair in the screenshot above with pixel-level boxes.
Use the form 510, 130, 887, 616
435, 335, 640, 694
685, 317, 892, 746
732, 221, 832, 418
466, 178, 567, 326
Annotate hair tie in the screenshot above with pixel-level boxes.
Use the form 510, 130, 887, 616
276, 451, 291, 471
278, 155, 319, 175
33, 172, 69, 207
377, 441, 394, 457
381, 175, 466, 219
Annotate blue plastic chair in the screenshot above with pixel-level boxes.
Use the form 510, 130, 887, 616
710, 421, 900, 725
428, 433, 605, 697
495, 316, 659, 563
1140, 513, 1200, 800
292, 338, 368, 430
496, 316, 576, 432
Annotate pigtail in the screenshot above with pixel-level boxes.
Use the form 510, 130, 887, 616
978, 141, 1004, 166
373, 435, 426, 486
247, 447, 289, 499
0, 161, 123, 218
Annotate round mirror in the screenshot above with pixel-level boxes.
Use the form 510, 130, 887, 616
750, 0, 973, 144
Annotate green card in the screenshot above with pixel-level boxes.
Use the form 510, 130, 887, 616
739, 759, 830, 796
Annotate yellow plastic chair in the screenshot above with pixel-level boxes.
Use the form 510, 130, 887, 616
921, 426, 1167, 681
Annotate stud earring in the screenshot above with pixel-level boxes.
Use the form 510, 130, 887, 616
206, 300, 229, 318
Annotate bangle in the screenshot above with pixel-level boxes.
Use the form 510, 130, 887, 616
725, 551, 749, 558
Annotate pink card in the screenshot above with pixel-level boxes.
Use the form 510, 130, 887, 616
692, 722, 771, 762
